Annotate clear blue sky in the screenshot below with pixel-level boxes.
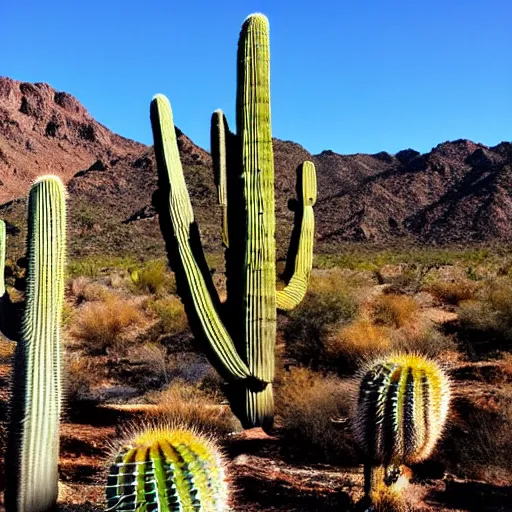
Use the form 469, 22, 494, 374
3, 1, 511, 155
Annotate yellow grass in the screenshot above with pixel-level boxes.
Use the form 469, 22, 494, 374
372, 294, 420, 328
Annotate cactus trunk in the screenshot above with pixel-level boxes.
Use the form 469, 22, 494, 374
5, 176, 66, 512
234, 13, 276, 428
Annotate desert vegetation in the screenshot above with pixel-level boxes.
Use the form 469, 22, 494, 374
0, 9, 510, 512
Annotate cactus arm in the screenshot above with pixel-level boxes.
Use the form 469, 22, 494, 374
150, 94, 250, 382
211, 110, 230, 248
235, 13, 276, 427
5, 176, 66, 512
276, 161, 317, 311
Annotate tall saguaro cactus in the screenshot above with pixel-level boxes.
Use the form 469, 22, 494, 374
5, 176, 67, 512
352, 354, 451, 506
151, 13, 316, 431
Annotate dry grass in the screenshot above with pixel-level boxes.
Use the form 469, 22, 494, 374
71, 295, 143, 354
64, 353, 107, 405
146, 295, 188, 338
276, 366, 358, 463
68, 276, 113, 304
131, 259, 176, 296
284, 290, 358, 369
326, 311, 456, 374
327, 319, 392, 371
443, 392, 512, 483
0, 337, 15, 361
426, 279, 478, 305
457, 277, 512, 354
128, 342, 170, 385
372, 294, 420, 328
145, 379, 241, 436
389, 327, 457, 357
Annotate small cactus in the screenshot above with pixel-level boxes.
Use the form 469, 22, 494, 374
106, 426, 229, 512
352, 353, 451, 504
151, 13, 317, 432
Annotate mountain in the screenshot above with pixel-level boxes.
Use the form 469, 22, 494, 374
0, 76, 511, 261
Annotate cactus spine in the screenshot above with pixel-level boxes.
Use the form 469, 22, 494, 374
151, 13, 316, 431
106, 427, 228, 512
5, 176, 67, 512
352, 353, 450, 503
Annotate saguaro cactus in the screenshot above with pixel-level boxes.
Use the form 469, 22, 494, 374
352, 353, 451, 505
106, 426, 228, 511
4, 176, 67, 512
151, 13, 316, 431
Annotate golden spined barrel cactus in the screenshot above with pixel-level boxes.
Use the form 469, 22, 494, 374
151, 13, 317, 432
106, 427, 228, 512
352, 353, 451, 505
106, 426, 229, 512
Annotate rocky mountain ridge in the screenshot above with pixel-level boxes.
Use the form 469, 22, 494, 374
0, 76, 510, 259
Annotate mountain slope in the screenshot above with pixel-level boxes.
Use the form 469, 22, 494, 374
1, 77, 511, 260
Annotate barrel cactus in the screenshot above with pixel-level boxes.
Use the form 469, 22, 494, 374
4, 176, 67, 512
352, 353, 451, 505
106, 426, 228, 511
151, 13, 316, 431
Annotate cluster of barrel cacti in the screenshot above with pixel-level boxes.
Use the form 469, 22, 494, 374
0, 12, 453, 512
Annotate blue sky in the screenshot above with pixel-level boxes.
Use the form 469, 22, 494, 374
3, 1, 511, 155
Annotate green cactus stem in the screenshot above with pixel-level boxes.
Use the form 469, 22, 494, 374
352, 353, 451, 505
106, 426, 228, 512
5, 176, 67, 512
276, 161, 317, 311
211, 110, 229, 248
234, 12, 276, 427
151, 13, 316, 431
151, 95, 251, 383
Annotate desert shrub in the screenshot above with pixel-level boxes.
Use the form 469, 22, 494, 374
372, 294, 419, 328
71, 296, 143, 354
68, 276, 112, 304
426, 279, 478, 305
380, 265, 431, 296
0, 338, 15, 362
65, 354, 106, 405
145, 379, 241, 436
131, 259, 176, 296
276, 366, 358, 463
457, 278, 512, 354
128, 342, 170, 386
283, 290, 358, 369
442, 393, 512, 482
67, 255, 137, 279
147, 295, 188, 337
390, 327, 457, 357
326, 319, 391, 373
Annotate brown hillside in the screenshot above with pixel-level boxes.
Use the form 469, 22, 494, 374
0, 77, 144, 202
1, 77, 511, 260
